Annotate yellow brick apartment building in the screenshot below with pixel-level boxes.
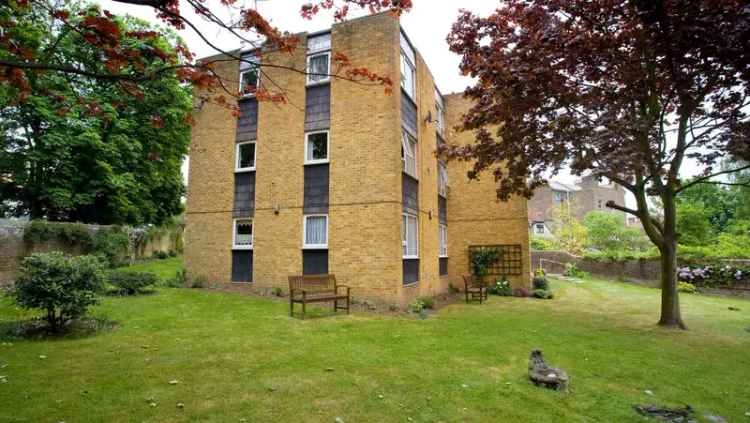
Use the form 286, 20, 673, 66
185, 12, 530, 305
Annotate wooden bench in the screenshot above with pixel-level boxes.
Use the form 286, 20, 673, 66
463, 274, 488, 304
288, 274, 350, 319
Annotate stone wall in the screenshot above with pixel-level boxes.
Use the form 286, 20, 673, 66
0, 219, 182, 285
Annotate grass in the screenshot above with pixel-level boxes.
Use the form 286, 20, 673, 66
114, 256, 183, 284
0, 260, 749, 422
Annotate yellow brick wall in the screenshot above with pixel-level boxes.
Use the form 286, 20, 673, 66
443, 94, 532, 289
184, 55, 237, 283
185, 13, 529, 301
329, 13, 403, 302
252, 35, 308, 289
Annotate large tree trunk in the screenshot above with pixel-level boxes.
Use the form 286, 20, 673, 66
658, 240, 685, 329
657, 190, 686, 329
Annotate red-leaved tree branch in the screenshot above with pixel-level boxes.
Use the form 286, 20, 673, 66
1, 0, 411, 111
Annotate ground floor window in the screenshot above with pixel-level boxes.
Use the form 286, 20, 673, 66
231, 250, 253, 283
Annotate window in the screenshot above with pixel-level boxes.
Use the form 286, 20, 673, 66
438, 161, 448, 197
303, 215, 328, 249
435, 88, 445, 135
305, 131, 329, 164
306, 52, 330, 85
402, 213, 418, 258
233, 219, 253, 249
535, 223, 545, 234
439, 224, 448, 257
401, 131, 417, 178
239, 55, 259, 96
400, 32, 416, 99
236, 141, 256, 172
553, 190, 567, 205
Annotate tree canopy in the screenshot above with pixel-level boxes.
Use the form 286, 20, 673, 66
0, 2, 190, 225
445, 0, 750, 329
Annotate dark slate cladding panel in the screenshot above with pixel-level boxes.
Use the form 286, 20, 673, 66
304, 164, 329, 214
305, 84, 330, 132
232, 250, 253, 282
402, 174, 419, 214
439, 257, 448, 276
236, 98, 258, 142
233, 172, 255, 218
303, 250, 328, 275
401, 91, 418, 138
438, 196, 447, 224
403, 259, 419, 284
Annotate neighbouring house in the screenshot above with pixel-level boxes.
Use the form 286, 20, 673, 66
185, 12, 530, 305
528, 175, 627, 237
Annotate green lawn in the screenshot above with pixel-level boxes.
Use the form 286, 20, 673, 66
115, 256, 183, 284
1, 260, 749, 422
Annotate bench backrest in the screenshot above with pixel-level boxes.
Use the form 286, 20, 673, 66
463, 274, 484, 287
288, 274, 337, 292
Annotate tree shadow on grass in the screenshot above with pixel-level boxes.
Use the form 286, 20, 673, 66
0, 316, 119, 341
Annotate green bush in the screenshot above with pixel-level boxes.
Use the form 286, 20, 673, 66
90, 226, 130, 268
488, 279, 513, 296
416, 296, 435, 309
532, 289, 554, 299
190, 275, 207, 289
108, 271, 157, 295
470, 248, 499, 280
153, 251, 169, 260
168, 250, 178, 257
448, 283, 459, 294
563, 262, 589, 278
530, 236, 555, 251
677, 282, 697, 294
408, 299, 425, 313
23, 220, 92, 246
165, 269, 186, 288
8, 252, 105, 332
271, 287, 283, 297
532, 276, 549, 291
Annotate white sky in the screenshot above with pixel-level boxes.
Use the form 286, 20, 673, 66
95, 0, 701, 205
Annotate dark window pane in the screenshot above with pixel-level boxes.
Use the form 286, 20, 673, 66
238, 143, 255, 169
307, 133, 328, 161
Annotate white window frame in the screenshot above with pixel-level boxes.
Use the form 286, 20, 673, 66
239, 56, 260, 98
303, 214, 328, 249
304, 130, 330, 165
438, 161, 448, 197
401, 131, 417, 179
402, 212, 419, 259
235, 141, 256, 172
439, 223, 448, 258
306, 51, 331, 86
400, 31, 416, 100
232, 218, 253, 250
435, 88, 445, 136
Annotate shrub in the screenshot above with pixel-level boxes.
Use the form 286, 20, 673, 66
271, 287, 283, 297
677, 264, 748, 288
448, 283, 460, 294
190, 275, 207, 289
417, 296, 435, 309
9, 252, 105, 332
470, 248, 499, 280
513, 287, 530, 298
530, 236, 555, 251
90, 226, 130, 268
563, 262, 589, 278
108, 271, 157, 295
534, 268, 546, 278
168, 250, 178, 257
677, 282, 697, 294
408, 299, 425, 313
165, 269, 186, 288
153, 251, 169, 260
488, 279, 512, 296
532, 276, 549, 291
532, 289, 554, 299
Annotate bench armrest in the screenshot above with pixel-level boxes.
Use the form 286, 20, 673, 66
335, 285, 351, 295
